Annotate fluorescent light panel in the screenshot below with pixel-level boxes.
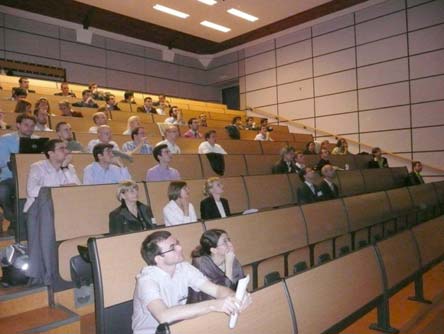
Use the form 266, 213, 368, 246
198, 0, 217, 5
200, 20, 231, 33
153, 4, 189, 19
227, 8, 258, 22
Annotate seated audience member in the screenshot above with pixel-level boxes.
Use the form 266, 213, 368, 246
34, 97, 52, 116
254, 125, 273, 141
72, 89, 99, 108
121, 91, 136, 104
331, 138, 349, 155
163, 181, 197, 226
156, 126, 181, 154
368, 147, 389, 169
189, 229, 244, 303
0, 110, 10, 129
297, 167, 324, 204
23, 139, 80, 212
198, 130, 227, 155
303, 141, 316, 155
183, 118, 203, 139
55, 121, 85, 152
83, 143, 131, 185
314, 148, 331, 172
164, 106, 184, 125
58, 100, 83, 117
123, 115, 141, 135
87, 125, 120, 153
137, 97, 157, 114
109, 180, 155, 235
225, 117, 242, 139
54, 82, 76, 97
89, 82, 105, 101
14, 99, 32, 114
122, 127, 153, 155
407, 161, 425, 185
245, 117, 258, 131
200, 177, 231, 220
33, 108, 52, 132
105, 94, 121, 111
11, 87, 28, 101
153, 94, 171, 112
260, 118, 274, 132
146, 144, 181, 182
12, 77, 35, 97
294, 151, 306, 177
199, 113, 208, 127
320, 164, 339, 200
88, 111, 108, 134
0, 114, 36, 225
132, 231, 251, 334
272, 146, 296, 174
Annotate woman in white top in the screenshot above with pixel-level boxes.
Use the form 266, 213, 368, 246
163, 181, 197, 226
123, 115, 141, 135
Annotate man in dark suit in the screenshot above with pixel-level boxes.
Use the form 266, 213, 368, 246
368, 147, 389, 168
297, 167, 324, 204
72, 89, 99, 108
12, 77, 35, 98
406, 161, 425, 186
137, 97, 157, 114
294, 151, 306, 179
272, 146, 296, 174
314, 148, 331, 173
319, 164, 339, 200
105, 94, 121, 111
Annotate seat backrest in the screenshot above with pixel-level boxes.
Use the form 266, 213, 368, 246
260, 141, 287, 155
408, 183, 439, 209
204, 206, 307, 265
170, 281, 294, 334
215, 176, 248, 214
287, 173, 304, 203
170, 154, 203, 180
343, 191, 392, 232
200, 154, 247, 177
127, 155, 157, 182
243, 174, 293, 209
390, 166, 408, 187
336, 170, 365, 197
285, 247, 383, 334
411, 217, 444, 268
385, 187, 413, 215
354, 154, 373, 169
175, 138, 201, 154
329, 155, 357, 170
244, 154, 279, 175
302, 199, 349, 244
219, 140, 262, 155
433, 181, 444, 205
375, 230, 420, 290
361, 168, 395, 193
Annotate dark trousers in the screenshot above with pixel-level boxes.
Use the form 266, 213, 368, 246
0, 178, 15, 227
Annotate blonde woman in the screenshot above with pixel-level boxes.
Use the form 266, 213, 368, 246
123, 115, 141, 135
200, 177, 231, 220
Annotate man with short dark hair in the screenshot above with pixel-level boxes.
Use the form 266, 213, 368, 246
11, 87, 28, 101
146, 144, 181, 182
89, 82, 105, 101
121, 91, 136, 104
0, 114, 37, 225
12, 77, 35, 98
198, 131, 227, 154
319, 164, 339, 200
105, 94, 121, 111
72, 89, 99, 108
24, 139, 80, 212
132, 231, 251, 334
297, 167, 324, 204
55, 122, 85, 152
33, 108, 53, 132
182, 118, 202, 138
407, 161, 425, 185
122, 127, 153, 155
54, 82, 76, 97
58, 100, 83, 117
88, 111, 108, 134
272, 146, 296, 174
137, 97, 157, 114
314, 148, 331, 172
83, 143, 131, 185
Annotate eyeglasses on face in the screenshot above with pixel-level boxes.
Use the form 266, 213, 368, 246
159, 240, 180, 255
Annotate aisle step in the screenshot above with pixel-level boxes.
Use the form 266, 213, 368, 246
0, 285, 48, 318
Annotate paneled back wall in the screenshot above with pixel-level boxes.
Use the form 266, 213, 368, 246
0, 9, 220, 102
207, 0, 444, 180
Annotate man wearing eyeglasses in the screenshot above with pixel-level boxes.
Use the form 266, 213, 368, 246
132, 230, 251, 334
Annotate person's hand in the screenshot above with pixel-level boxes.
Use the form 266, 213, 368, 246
213, 296, 240, 316
61, 154, 73, 168
225, 250, 236, 266
111, 156, 124, 167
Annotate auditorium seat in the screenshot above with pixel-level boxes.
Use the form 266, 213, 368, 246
200, 154, 247, 177
175, 138, 201, 154
260, 141, 286, 155
361, 168, 395, 193
329, 154, 357, 170
408, 183, 440, 222
354, 154, 373, 169
243, 174, 293, 209
390, 166, 408, 187
219, 140, 262, 155
212, 176, 248, 215
411, 217, 444, 270
244, 154, 278, 175
386, 187, 415, 230
336, 170, 365, 197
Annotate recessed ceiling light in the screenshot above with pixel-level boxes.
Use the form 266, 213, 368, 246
200, 20, 231, 33
153, 4, 189, 19
227, 8, 258, 22
198, 0, 217, 5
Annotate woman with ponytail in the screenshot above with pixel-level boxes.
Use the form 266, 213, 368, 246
188, 229, 244, 303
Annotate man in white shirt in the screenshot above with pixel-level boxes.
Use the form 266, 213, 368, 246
294, 151, 306, 178
156, 126, 181, 154
33, 108, 53, 132
132, 231, 251, 334
198, 130, 227, 155
254, 125, 272, 141
24, 139, 81, 212
83, 143, 131, 185
87, 125, 120, 153
164, 106, 180, 125
88, 111, 108, 134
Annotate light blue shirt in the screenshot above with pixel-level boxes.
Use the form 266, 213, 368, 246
122, 141, 153, 154
0, 132, 20, 181
83, 162, 132, 185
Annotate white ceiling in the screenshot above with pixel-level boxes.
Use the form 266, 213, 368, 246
74, 0, 331, 43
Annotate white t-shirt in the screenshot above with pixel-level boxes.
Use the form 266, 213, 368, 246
132, 262, 208, 334
198, 141, 227, 155
156, 140, 181, 154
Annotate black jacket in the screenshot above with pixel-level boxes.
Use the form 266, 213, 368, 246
200, 197, 231, 220
368, 157, 389, 169
314, 158, 330, 172
319, 180, 339, 200
109, 201, 155, 235
297, 182, 324, 205
272, 160, 296, 174
406, 172, 424, 186
137, 106, 157, 114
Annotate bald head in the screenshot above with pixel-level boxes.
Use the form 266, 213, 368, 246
321, 164, 335, 179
